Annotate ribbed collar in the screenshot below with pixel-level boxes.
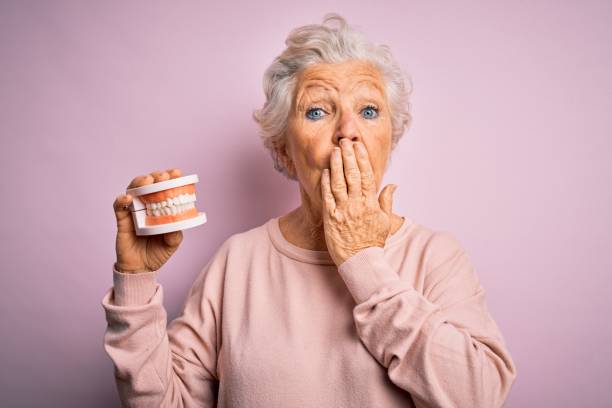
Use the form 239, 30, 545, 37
266, 215, 413, 265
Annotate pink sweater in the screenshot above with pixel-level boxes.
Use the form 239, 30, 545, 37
101, 216, 517, 407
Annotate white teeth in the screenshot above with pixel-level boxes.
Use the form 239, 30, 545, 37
146, 193, 196, 217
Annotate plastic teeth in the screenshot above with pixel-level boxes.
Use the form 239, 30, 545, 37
146, 193, 196, 210
145, 195, 196, 216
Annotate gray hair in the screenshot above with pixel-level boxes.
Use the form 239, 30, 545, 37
252, 12, 413, 181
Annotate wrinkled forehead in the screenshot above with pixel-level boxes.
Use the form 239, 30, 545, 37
295, 61, 386, 100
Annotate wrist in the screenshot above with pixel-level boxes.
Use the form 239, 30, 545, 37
114, 262, 152, 274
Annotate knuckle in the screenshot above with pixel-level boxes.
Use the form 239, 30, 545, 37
329, 211, 343, 222
346, 169, 361, 182
331, 181, 345, 190
361, 170, 373, 180
361, 171, 374, 185
127, 176, 140, 188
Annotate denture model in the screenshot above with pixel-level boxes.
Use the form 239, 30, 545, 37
126, 174, 207, 236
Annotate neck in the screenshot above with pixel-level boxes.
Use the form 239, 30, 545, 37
285, 184, 327, 250
279, 183, 404, 252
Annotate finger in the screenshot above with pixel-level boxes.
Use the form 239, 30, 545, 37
330, 146, 348, 204
163, 230, 183, 248
113, 194, 135, 233
166, 168, 182, 179
340, 139, 361, 199
354, 141, 377, 201
150, 170, 170, 183
127, 174, 154, 189
320, 168, 336, 215
378, 184, 398, 216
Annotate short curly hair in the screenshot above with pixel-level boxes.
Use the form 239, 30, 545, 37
252, 12, 413, 181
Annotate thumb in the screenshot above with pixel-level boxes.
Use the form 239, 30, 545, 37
378, 184, 398, 216
163, 230, 183, 248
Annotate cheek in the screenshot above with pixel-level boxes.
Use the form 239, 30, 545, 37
365, 139, 391, 175
293, 124, 333, 165
289, 139, 328, 181
371, 121, 393, 158
301, 121, 331, 144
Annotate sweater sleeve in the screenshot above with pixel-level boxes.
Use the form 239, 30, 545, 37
101, 252, 226, 407
336, 233, 517, 408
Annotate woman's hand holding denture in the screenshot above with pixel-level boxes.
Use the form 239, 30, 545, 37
113, 168, 185, 274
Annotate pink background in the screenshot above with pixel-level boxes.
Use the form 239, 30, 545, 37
1, 1, 610, 406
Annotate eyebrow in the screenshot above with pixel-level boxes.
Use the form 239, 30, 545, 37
300, 88, 383, 105
295, 84, 329, 111
301, 78, 384, 96
301, 83, 335, 95
295, 77, 385, 112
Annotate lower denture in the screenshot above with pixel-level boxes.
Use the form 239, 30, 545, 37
145, 207, 198, 226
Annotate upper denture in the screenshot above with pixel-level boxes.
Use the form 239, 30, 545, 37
140, 184, 196, 204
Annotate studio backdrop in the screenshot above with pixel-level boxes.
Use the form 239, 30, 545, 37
0, 1, 610, 407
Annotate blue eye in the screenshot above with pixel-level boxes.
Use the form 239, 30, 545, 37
306, 107, 326, 121
306, 105, 379, 120
362, 105, 379, 119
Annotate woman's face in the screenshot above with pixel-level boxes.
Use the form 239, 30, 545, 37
282, 60, 393, 210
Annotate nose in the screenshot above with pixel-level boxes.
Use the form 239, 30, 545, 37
333, 107, 362, 146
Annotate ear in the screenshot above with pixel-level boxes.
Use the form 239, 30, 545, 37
276, 142, 296, 178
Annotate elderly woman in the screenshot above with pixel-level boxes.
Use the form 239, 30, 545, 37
102, 13, 517, 408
